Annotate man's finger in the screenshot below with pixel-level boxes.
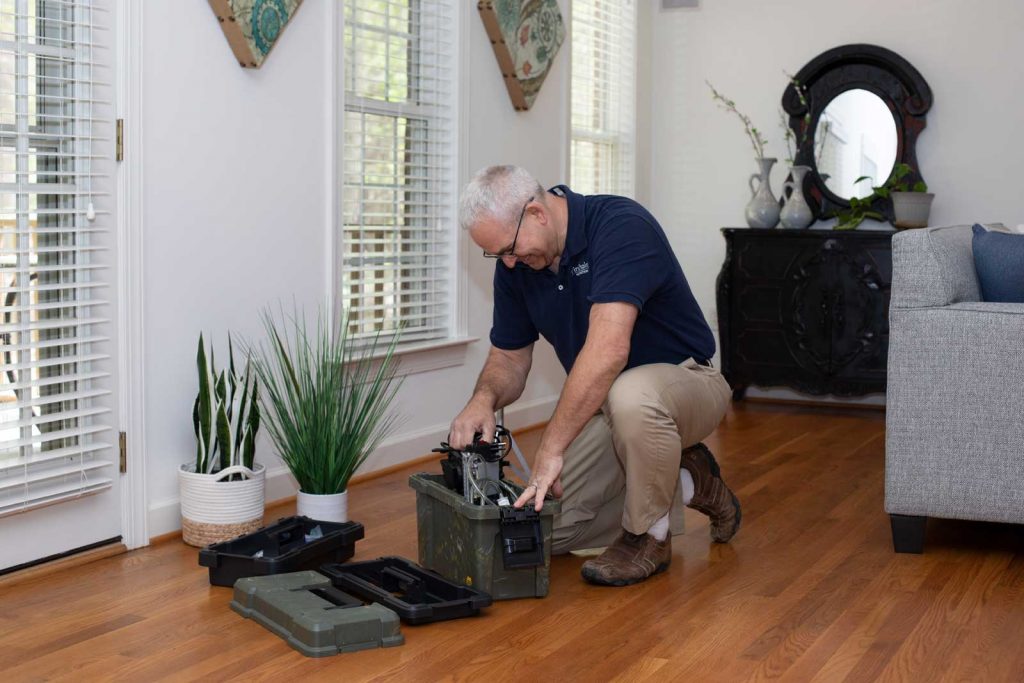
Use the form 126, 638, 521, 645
480, 420, 496, 442
513, 488, 533, 509
533, 482, 548, 512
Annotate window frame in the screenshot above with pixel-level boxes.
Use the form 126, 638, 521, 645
569, 0, 639, 198
331, 0, 474, 375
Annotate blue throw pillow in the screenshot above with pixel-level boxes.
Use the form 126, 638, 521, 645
972, 224, 1024, 302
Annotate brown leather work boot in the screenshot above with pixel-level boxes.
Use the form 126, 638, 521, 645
580, 530, 671, 586
681, 442, 741, 543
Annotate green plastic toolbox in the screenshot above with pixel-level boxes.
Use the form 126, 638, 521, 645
408, 473, 559, 600
230, 570, 403, 657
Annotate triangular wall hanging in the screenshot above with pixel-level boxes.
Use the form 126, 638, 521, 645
478, 0, 565, 111
209, 0, 303, 69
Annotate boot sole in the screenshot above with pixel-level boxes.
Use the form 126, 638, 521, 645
693, 443, 742, 543
712, 492, 742, 543
581, 560, 671, 587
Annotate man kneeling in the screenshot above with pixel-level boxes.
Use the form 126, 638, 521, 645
448, 166, 741, 586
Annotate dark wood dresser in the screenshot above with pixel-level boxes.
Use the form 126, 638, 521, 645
716, 228, 894, 400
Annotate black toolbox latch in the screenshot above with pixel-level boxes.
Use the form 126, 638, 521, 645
499, 507, 544, 569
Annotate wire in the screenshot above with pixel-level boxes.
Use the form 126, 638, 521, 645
507, 432, 532, 483
468, 473, 496, 506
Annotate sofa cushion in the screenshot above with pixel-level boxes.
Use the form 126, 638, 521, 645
972, 224, 1024, 302
891, 225, 981, 308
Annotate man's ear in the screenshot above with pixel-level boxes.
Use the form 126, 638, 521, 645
530, 202, 546, 226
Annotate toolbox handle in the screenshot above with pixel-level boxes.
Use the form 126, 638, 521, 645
380, 566, 428, 603
267, 521, 306, 554
309, 585, 362, 609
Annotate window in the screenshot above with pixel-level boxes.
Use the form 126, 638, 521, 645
341, 0, 457, 344
0, 0, 114, 516
570, 0, 637, 197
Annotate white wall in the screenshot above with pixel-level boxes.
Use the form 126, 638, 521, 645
647, 0, 1024, 402
143, 1, 568, 537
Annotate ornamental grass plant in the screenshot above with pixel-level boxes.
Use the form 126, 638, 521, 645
251, 305, 404, 496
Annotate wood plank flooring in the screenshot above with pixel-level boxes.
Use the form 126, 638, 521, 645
3, 402, 1023, 682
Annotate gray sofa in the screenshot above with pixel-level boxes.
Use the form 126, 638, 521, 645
885, 224, 1024, 553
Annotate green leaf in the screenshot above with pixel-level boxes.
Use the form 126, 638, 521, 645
196, 335, 212, 473
216, 402, 231, 472
913, 180, 928, 192
193, 395, 203, 473
243, 377, 260, 469
215, 370, 227, 404
233, 360, 251, 461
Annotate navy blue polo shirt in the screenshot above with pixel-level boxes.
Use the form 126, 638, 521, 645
489, 185, 715, 374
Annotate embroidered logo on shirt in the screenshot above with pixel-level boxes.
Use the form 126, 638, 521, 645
572, 261, 589, 277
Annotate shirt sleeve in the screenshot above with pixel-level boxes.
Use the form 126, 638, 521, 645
588, 214, 672, 310
489, 263, 539, 350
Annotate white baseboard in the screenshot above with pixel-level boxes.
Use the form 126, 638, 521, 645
744, 386, 886, 406
146, 394, 557, 540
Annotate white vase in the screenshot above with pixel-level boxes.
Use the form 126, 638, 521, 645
780, 165, 815, 229
296, 490, 349, 523
745, 157, 781, 228
178, 463, 266, 547
892, 192, 934, 229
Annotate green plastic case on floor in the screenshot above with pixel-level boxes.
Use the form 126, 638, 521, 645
408, 473, 559, 600
230, 571, 403, 657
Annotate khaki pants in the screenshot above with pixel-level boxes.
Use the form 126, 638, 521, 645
551, 358, 731, 554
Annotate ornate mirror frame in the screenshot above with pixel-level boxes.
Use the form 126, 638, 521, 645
782, 44, 933, 222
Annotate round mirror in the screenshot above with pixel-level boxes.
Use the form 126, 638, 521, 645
813, 89, 898, 200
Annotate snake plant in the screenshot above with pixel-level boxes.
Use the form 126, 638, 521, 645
193, 333, 260, 475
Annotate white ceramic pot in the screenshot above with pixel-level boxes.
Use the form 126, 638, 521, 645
780, 165, 815, 229
745, 157, 781, 228
178, 463, 266, 546
296, 490, 349, 523
892, 192, 934, 229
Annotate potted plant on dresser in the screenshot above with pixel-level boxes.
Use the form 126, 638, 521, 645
178, 334, 263, 547
886, 163, 934, 229
252, 306, 403, 523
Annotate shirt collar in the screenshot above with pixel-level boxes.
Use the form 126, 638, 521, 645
549, 185, 588, 267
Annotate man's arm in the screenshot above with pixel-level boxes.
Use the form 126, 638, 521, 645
449, 344, 534, 448
516, 301, 637, 510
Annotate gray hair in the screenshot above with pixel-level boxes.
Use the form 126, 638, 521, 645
458, 165, 546, 232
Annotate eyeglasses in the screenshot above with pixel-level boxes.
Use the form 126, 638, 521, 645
483, 196, 534, 259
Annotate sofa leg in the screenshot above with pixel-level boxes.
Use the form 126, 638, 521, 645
890, 514, 927, 554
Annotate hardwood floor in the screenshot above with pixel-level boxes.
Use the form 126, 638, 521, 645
3, 402, 1023, 682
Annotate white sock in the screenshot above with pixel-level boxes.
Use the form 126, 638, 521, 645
648, 513, 670, 541
680, 468, 695, 506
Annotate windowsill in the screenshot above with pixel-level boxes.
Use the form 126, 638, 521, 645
369, 336, 480, 378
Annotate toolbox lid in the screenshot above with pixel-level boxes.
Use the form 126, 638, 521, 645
230, 570, 403, 657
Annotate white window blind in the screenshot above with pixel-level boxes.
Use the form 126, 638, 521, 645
570, 0, 636, 197
341, 0, 456, 344
0, 0, 114, 517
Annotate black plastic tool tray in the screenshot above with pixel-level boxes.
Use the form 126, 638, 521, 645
200, 516, 364, 587
320, 556, 492, 625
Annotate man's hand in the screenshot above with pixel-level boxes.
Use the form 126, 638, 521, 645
514, 450, 564, 512
449, 345, 534, 449
449, 398, 497, 449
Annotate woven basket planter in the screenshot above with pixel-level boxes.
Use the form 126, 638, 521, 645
178, 463, 266, 547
